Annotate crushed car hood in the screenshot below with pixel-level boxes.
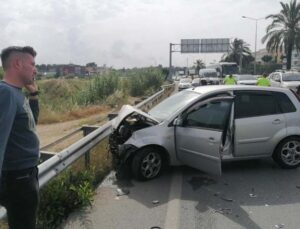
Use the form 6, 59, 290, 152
112, 105, 160, 129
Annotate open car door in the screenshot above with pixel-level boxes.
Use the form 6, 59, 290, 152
175, 97, 234, 175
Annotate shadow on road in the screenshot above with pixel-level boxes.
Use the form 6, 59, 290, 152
114, 159, 300, 228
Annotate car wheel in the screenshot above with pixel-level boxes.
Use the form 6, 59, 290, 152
131, 147, 163, 181
273, 137, 300, 169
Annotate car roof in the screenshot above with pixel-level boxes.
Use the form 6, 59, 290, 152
187, 85, 291, 94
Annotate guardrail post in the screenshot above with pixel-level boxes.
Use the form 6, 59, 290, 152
83, 128, 91, 168
82, 126, 99, 169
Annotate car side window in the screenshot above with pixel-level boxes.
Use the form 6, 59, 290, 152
183, 100, 231, 130
235, 92, 279, 119
274, 92, 297, 113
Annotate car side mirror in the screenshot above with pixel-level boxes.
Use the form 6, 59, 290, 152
173, 117, 183, 126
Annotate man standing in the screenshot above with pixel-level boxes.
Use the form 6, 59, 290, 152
223, 74, 237, 85
0, 46, 40, 229
257, 73, 271, 86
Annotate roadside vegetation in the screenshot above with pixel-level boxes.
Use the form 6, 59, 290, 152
37, 67, 165, 124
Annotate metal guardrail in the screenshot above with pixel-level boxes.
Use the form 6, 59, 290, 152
0, 83, 175, 219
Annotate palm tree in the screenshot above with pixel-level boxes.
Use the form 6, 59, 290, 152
194, 59, 205, 74
262, 0, 300, 70
222, 38, 254, 67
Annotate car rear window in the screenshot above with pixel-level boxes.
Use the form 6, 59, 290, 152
274, 92, 296, 113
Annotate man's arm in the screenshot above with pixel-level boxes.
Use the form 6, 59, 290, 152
25, 82, 39, 124
29, 98, 39, 124
0, 87, 17, 173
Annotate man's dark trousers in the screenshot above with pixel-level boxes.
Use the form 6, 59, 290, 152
0, 166, 39, 229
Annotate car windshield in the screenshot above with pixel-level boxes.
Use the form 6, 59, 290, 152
180, 78, 191, 83
237, 75, 256, 80
282, 73, 300, 81
222, 64, 239, 75
148, 91, 199, 121
202, 72, 218, 78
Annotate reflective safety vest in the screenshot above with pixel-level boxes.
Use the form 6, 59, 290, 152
224, 76, 237, 85
257, 77, 271, 86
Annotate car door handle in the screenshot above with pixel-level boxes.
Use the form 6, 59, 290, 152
209, 137, 216, 143
272, 119, 281, 124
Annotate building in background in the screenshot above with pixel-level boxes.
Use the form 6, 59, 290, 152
253, 48, 283, 64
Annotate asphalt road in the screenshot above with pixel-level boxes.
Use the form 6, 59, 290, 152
63, 158, 300, 229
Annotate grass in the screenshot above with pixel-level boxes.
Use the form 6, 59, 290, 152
37, 68, 166, 124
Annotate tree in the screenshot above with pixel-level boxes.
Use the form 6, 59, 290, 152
194, 59, 205, 74
261, 55, 273, 63
262, 0, 300, 70
222, 38, 254, 67
86, 62, 97, 68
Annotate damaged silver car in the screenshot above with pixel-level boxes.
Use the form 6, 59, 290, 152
109, 85, 300, 181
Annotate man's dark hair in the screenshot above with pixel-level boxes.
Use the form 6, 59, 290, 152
1, 46, 37, 70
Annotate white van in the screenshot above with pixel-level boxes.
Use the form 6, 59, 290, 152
199, 68, 222, 85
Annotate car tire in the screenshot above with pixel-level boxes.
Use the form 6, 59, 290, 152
273, 137, 300, 169
131, 147, 164, 181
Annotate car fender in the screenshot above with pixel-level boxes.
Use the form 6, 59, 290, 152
124, 125, 181, 165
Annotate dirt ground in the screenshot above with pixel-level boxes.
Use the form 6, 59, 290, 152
37, 108, 116, 151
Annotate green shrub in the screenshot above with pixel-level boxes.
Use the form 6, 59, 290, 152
37, 168, 96, 229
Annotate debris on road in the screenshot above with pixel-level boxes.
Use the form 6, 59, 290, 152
116, 188, 130, 196
274, 224, 285, 228
220, 195, 234, 202
249, 193, 257, 198
150, 227, 161, 229
214, 208, 232, 215
152, 200, 160, 205
296, 185, 300, 189
265, 204, 269, 207
213, 192, 220, 197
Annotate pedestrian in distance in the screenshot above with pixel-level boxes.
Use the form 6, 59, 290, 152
223, 74, 237, 85
257, 73, 271, 86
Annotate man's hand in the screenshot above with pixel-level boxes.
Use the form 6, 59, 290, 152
25, 81, 39, 100
25, 81, 38, 93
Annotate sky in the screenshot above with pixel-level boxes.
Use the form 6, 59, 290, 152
0, 0, 291, 68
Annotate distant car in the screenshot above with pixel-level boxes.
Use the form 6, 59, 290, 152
178, 78, 192, 91
269, 71, 300, 91
199, 69, 222, 85
235, 74, 257, 85
174, 76, 180, 81
110, 86, 300, 181
191, 78, 200, 87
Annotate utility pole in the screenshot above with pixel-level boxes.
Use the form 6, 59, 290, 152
239, 42, 243, 73
242, 16, 264, 75
168, 43, 173, 80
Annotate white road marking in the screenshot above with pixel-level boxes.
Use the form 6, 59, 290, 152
164, 170, 183, 229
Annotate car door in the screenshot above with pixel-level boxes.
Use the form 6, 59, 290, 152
175, 97, 233, 175
234, 91, 286, 157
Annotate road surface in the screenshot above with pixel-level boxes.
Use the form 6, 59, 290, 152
63, 158, 300, 229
